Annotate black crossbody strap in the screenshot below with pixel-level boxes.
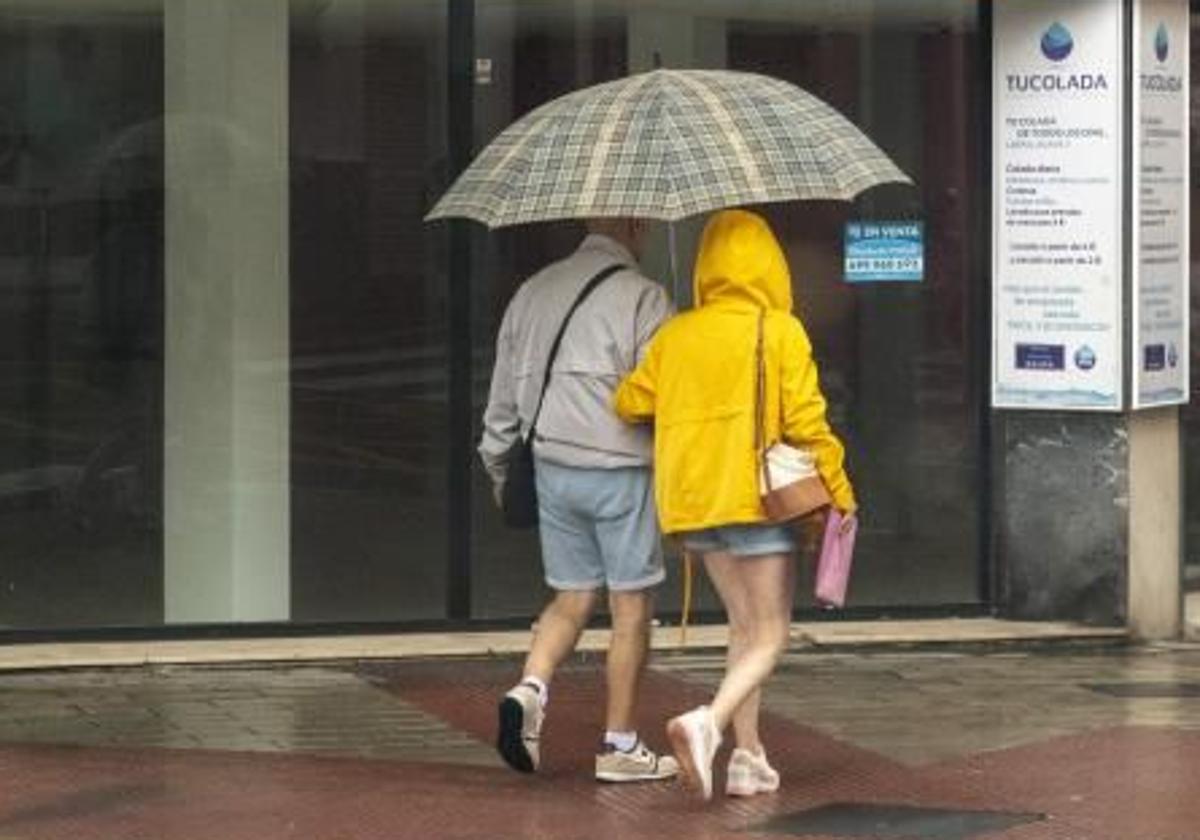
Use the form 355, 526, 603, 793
527, 263, 625, 440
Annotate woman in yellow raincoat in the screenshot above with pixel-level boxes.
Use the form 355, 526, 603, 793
615, 208, 855, 800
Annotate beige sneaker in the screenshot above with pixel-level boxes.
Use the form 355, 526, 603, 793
666, 706, 721, 800
497, 682, 543, 773
595, 741, 680, 783
725, 746, 780, 797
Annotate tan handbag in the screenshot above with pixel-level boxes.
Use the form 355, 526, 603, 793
755, 310, 832, 522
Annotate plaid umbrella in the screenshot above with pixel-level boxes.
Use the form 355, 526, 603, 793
426, 68, 910, 227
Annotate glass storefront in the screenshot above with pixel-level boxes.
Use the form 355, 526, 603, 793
469, 0, 986, 618
0, 0, 986, 633
0, 2, 164, 629
289, 2, 450, 621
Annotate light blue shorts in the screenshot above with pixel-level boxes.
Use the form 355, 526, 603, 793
535, 459, 665, 592
682, 522, 797, 557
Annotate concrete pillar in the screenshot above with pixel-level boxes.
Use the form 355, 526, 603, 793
1000, 407, 1184, 639
163, 0, 290, 622
1128, 408, 1183, 639
993, 1, 1185, 638
998, 414, 1128, 625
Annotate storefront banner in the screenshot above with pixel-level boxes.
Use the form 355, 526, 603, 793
843, 221, 924, 283
992, 0, 1124, 410
1132, 0, 1189, 408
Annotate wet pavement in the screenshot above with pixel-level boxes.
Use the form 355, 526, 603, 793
0, 640, 1198, 839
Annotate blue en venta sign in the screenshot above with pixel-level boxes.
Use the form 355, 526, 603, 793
844, 221, 924, 282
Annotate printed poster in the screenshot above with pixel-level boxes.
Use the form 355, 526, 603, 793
1133, 0, 1189, 408
993, 0, 1124, 410
844, 221, 924, 283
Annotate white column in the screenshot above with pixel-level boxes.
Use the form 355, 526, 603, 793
1128, 408, 1183, 639
163, 0, 290, 622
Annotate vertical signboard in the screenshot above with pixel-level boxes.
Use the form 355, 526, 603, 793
1133, 0, 1189, 408
993, 1, 1124, 409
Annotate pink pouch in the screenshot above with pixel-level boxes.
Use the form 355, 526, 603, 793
814, 510, 858, 608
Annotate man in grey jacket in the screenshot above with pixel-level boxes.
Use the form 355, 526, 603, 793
480, 218, 677, 784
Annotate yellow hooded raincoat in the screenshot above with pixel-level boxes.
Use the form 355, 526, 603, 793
614, 209, 855, 534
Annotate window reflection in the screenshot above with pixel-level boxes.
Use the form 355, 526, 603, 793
0, 5, 164, 629
289, 0, 450, 621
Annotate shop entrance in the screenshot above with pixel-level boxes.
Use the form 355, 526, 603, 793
466, 1, 989, 618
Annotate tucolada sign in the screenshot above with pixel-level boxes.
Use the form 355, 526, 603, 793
1005, 22, 1110, 93
993, 0, 1190, 411
1133, 1, 1189, 408
992, 1, 1124, 410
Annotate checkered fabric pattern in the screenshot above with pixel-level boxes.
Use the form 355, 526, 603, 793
426, 69, 910, 227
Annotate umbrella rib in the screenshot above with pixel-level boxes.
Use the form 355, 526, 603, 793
578, 71, 659, 213
659, 91, 696, 220
486, 111, 559, 187
671, 71, 766, 198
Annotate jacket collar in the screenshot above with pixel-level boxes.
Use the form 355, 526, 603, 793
578, 233, 636, 267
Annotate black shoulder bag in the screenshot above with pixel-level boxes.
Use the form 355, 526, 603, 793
501, 263, 625, 528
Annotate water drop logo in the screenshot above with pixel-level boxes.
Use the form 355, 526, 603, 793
1155, 23, 1169, 62
1041, 22, 1074, 61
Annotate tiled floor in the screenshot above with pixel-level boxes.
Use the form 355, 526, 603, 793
0, 642, 1197, 839
0, 666, 494, 766
664, 646, 1200, 764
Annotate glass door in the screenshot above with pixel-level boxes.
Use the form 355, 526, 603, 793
288, 0, 451, 621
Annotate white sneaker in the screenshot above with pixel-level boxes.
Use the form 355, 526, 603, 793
497, 682, 543, 773
666, 706, 721, 800
595, 740, 680, 782
725, 746, 780, 797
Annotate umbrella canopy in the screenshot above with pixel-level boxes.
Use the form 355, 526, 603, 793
427, 68, 910, 228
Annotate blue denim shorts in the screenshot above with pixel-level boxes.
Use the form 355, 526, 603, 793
681, 522, 797, 557
535, 459, 665, 591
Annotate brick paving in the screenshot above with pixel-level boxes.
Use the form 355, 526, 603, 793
0, 643, 1196, 839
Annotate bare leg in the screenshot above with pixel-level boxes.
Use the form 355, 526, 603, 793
703, 552, 794, 734
704, 552, 763, 752
523, 590, 600, 684
605, 589, 653, 732
728, 630, 763, 753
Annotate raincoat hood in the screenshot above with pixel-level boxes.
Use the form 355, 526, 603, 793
693, 209, 793, 312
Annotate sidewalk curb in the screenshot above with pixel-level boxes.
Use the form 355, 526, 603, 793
0, 619, 1130, 672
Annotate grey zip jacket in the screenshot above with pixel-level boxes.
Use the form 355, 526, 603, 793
479, 235, 673, 486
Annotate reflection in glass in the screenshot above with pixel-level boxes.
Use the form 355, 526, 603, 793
0, 4, 164, 629
289, 1, 449, 621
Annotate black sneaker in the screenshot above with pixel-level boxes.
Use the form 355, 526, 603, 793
496, 682, 542, 773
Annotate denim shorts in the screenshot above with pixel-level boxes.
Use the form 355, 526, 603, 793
681, 522, 797, 557
535, 459, 665, 592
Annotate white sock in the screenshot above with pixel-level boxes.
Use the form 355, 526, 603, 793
604, 730, 638, 752
521, 676, 549, 708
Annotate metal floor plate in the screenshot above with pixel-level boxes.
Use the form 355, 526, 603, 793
752, 802, 1043, 839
